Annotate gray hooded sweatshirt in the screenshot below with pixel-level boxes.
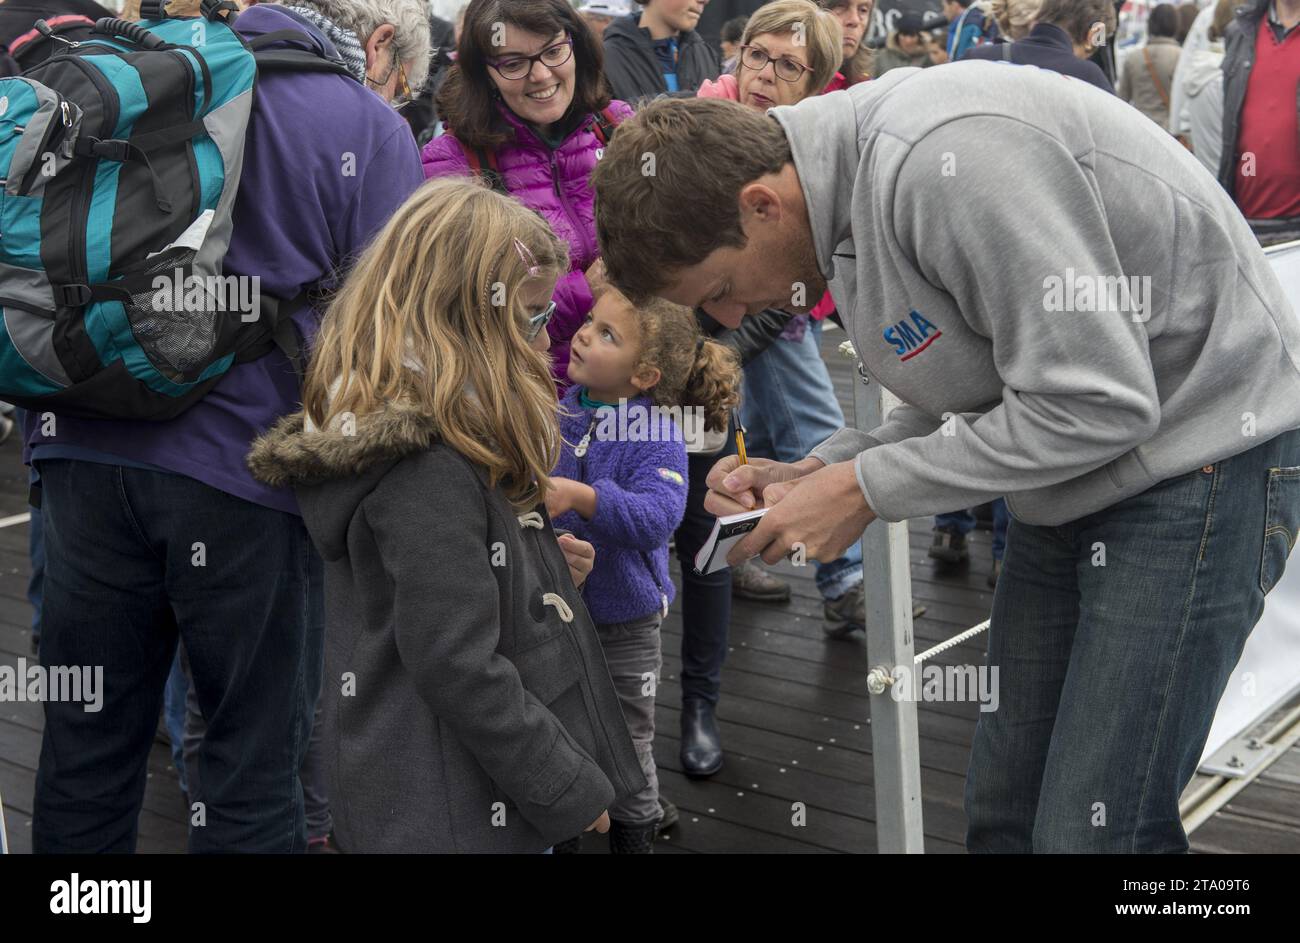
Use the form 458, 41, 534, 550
775, 61, 1300, 526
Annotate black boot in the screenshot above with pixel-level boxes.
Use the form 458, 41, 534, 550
680, 697, 723, 778
609, 819, 658, 854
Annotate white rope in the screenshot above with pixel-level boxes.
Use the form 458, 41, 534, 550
0, 512, 31, 529
914, 620, 991, 664
516, 511, 545, 530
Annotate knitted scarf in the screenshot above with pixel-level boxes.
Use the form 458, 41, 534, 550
285, 5, 368, 85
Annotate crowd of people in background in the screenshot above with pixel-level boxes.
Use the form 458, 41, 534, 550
4, 0, 1297, 854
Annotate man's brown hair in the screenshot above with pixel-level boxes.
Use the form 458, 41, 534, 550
1036, 0, 1118, 47
592, 96, 792, 303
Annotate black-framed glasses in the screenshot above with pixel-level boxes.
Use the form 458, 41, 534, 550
738, 44, 813, 83
487, 36, 574, 81
526, 300, 557, 341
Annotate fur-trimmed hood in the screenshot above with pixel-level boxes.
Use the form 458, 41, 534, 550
247, 400, 444, 561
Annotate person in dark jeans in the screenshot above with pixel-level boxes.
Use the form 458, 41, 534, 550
670, 308, 788, 780
26, 3, 425, 853
34, 462, 324, 851
673, 427, 738, 780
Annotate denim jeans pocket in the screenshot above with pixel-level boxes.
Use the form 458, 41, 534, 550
1260, 466, 1300, 595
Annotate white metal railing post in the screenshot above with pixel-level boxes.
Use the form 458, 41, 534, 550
842, 345, 925, 853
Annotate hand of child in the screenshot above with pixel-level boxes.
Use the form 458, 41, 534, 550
585, 810, 611, 833
546, 477, 598, 520
545, 477, 574, 518
556, 533, 595, 588
703, 455, 825, 516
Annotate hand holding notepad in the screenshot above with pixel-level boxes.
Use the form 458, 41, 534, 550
694, 507, 769, 575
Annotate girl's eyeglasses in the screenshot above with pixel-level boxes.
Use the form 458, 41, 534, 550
526, 300, 556, 341
738, 44, 813, 83
487, 37, 574, 81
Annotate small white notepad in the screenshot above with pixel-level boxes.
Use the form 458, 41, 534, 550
693, 508, 769, 575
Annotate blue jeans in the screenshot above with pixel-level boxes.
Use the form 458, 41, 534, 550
936, 499, 1010, 560
965, 428, 1300, 852
31, 460, 323, 853
741, 320, 862, 600
178, 573, 332, 843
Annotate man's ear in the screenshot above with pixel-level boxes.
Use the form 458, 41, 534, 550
631, 365, 662, 394
365, 23, 397, 71
739, 180, 783, 226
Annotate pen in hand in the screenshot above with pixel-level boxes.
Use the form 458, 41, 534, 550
731, 408, 761, 509
733, 408, 748, 466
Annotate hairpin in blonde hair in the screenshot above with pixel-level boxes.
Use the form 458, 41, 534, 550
513, 238, 541, 278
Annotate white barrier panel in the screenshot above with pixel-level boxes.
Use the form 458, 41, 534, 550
1200, 241, 1300, 763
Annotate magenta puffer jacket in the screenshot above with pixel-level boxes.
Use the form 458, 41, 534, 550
421, 100, 634, 388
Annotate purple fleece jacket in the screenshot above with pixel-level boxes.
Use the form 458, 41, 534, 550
420, 98, 634, 390
551, 385, 688, 624
22, 6, 424, 514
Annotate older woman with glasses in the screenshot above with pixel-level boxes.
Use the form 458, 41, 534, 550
422, 0, 632, 390
696, 0, 842, 107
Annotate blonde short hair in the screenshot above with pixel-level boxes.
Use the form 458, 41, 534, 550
989, 0, 1042, 41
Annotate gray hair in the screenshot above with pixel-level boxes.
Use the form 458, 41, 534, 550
278, 0, 433, 90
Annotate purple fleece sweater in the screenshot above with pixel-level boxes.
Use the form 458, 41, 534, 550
551, 385, 688, 624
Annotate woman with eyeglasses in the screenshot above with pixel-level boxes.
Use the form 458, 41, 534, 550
696, 0, 841, 107
422, 0, 632, 392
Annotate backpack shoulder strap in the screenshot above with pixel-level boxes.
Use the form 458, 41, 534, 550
591, 105, 622, 146
453, 134, 508, 194
232, 290, 311, 383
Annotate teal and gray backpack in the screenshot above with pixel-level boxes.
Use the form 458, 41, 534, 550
0, 0, 353, 420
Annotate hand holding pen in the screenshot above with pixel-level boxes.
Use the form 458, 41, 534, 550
702, 409, 826, 517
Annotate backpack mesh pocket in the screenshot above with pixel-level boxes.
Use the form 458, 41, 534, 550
122, 250, 223, 382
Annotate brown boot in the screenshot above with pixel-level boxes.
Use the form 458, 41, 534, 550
731, 560, 791, 602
